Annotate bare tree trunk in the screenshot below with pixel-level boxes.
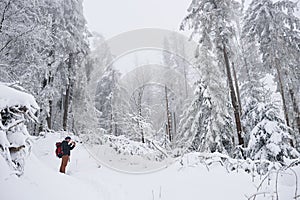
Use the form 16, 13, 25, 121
173, 112, 177, 138
232, 62, 242, 116
43, 69, 54, 131
114, 122, 118, 136
0, 0, 11, 33
38, 113, 44, 133
63, 53, 74, 131
44, 16, 57, 130
109, 112, 113, 134
137, 89, 145, 143
110, 71, 115, 135
223, 45, 244, 146
165, 85, 172, 141
46, 100, 52, 129
183, 63, 189, 98
289, 88, 300, 135
275, 59, 290, 127
63, 83, 70, 131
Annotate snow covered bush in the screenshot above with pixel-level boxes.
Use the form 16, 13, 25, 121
0, 83, 38, 175
83, 133, 166, 161
246, 103, 299, 163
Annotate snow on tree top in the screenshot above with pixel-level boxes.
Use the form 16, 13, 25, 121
0, 83, 39, 111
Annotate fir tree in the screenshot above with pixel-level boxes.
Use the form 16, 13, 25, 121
243, 0, 300, 137
181, 0, 242, 153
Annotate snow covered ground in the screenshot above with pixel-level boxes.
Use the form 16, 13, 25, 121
0, 132, 299, 200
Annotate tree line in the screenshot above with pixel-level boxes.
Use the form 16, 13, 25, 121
178, 0, 300, 161
1, 0, 300, 164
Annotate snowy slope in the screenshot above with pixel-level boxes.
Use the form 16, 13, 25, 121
0, 132, 299, 200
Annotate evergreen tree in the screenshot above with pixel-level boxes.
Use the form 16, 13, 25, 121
176, 82, 234, 154
243, 0, 300, 138
95, 66, 120, 134
239, 26, 266, 146
180, 0, 242, 153
73, 33, 113, 135
247, 102, 299, 162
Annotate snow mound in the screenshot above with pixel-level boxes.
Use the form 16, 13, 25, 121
0, 83, 39, 175
102, 135, 164, 159
82, 134, 171, 172
0, 83, 39, 111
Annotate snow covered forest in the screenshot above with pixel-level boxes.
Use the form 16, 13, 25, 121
0, 0, 300, 199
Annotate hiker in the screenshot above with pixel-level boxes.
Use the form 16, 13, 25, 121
59, 136, 76, 173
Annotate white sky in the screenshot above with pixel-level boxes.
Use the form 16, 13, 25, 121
82, 0, 191, 38
83, 0, 300, 39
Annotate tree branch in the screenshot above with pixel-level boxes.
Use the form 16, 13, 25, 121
0, 0, 12, 33
0, 26, 35, 54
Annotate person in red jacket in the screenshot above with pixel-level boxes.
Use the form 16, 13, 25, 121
59, 136, 76, 173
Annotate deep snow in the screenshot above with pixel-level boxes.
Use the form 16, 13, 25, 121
0, 132, 298, 200
0, 83, 39, 110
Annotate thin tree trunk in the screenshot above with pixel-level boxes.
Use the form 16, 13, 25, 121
38, 110, 44, 133
46, 100, 52, 129
109, 112, 113, 134
289, 88, 300, 135
63, 83, 70, 131
45, 17, 56, 130
110, 71, 115, 135
63, 53, 73, 131
173, 112, 177, 138
165, 85, 172, 141
114, 122, 118, 136
275, 59, 290, 127
137, 89, 144, 143
0, 0, 11, 33
232, 62, 242, 116
223, 45, 244, 146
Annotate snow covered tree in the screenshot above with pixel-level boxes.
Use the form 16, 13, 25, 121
176, 82, 233, 154
175, 84, 207, 151
37, 0, 67, 131
0, 0, 40, 76
0, 0, 89, 134
73, 33, 113, 135
95, 66, 120, 134
243, 0, 300, 138
86, 33, 113, 82
237, 12, 267, 146
181, 0, 242, 152
56, 0, 89, 132
247, 102, 299, 163
0, 0, 51, 133
239, 58, 267, 146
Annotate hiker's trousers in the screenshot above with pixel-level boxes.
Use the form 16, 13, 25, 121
59, 155, 69, 173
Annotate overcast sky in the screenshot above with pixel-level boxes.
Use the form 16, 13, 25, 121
83, 0, 300, 40
82, 0, 191, 38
